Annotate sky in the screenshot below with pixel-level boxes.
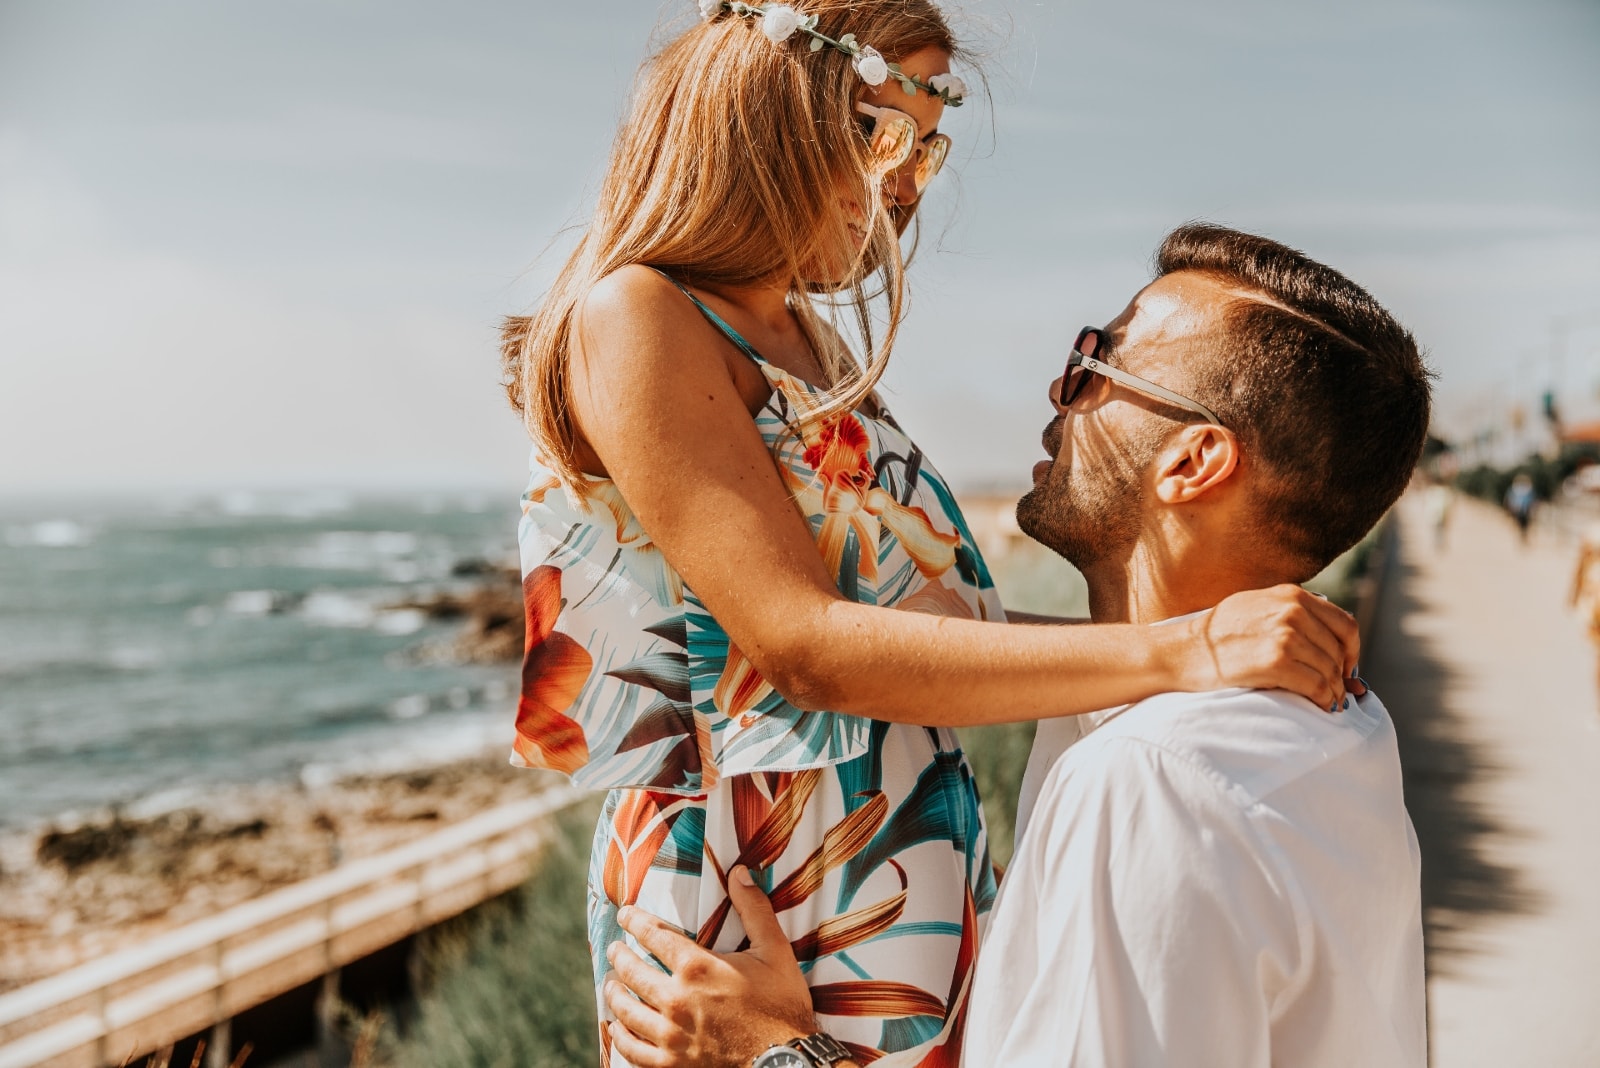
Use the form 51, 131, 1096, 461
1, 0, 1597, 495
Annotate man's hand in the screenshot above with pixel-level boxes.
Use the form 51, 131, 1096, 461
604, 866, 820, 1067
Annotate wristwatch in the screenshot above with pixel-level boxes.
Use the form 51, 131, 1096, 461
750, 1032, 853, 1067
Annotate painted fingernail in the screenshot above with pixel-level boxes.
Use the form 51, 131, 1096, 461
734, 865, 756, 887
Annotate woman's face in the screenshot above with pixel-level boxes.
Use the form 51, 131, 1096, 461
856, 46, 953, 220
823, 46, 953, 280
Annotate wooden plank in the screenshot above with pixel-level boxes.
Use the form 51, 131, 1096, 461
0, 1016, 101, 1068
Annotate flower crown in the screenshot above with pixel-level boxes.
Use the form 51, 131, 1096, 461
698, 0, 968, 106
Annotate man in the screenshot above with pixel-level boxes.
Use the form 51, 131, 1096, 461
603, 224, 1431, 1067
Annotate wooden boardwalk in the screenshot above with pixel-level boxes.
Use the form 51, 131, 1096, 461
1364, 494, 1600, 1066
0, 787, 586, 1068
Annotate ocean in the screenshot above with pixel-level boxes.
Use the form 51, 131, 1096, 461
0, 490, 525, 831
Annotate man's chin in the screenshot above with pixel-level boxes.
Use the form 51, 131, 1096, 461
1016, 490, 1095, 571
1014, 487, 1049, 544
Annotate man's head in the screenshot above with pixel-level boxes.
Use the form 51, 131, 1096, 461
1017, 224, 1432, 593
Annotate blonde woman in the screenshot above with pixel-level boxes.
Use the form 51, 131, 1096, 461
503, 2, 1360, 1064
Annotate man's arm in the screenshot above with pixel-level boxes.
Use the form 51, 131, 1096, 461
968, 735, 1301, 1067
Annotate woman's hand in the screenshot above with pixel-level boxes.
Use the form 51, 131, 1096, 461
604, 866, 824, 1068
1172, 584, 1363, 712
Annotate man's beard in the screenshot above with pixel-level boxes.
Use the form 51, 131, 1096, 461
1017, 417, 1165, 571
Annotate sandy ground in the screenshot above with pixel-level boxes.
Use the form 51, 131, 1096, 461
0, 754, 564, 993
1365, 493, 1600, 1066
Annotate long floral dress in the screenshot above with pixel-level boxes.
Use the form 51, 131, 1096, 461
514, 275, 1002, 1067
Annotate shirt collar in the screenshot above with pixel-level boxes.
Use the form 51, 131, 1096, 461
1082, 609, 1208, 733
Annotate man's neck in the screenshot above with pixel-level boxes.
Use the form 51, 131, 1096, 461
1082, 540, 1290, 625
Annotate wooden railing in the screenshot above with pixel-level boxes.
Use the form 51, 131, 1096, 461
0, 787, 589, 1068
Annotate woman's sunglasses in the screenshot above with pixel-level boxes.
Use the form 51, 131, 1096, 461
855, 102, 951, 193
1061, 326, 1224, 426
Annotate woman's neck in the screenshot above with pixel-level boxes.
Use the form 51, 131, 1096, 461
694, 279, 794, 336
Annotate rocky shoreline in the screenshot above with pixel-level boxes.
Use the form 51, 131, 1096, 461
0, 561, 540, 995
0, 754, 565, 994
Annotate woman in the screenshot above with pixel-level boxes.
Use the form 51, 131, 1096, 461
502, 2, 1359, 1064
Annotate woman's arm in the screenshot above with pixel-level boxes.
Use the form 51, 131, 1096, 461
568, 268, 1357, 727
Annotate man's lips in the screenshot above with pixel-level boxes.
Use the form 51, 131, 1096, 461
1032, 417, 1063, 483
1041, 416, 1064, 458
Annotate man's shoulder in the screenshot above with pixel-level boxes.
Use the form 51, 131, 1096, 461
1064, 686, 1397, 808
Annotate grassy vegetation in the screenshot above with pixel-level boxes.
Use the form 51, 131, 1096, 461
379, 803, 603, 1068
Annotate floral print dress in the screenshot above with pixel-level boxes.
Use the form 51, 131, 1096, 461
514, 273, 1003, 1067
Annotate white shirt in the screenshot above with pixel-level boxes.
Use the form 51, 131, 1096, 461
965, 687, 1425, 1067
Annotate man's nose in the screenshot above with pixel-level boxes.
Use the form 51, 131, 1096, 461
1049, 374, 1066, 408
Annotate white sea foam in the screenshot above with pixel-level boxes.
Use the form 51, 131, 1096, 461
5, 520, 93, 548
388, 694, 430, 720
108, 647, 162, 671
225, 590, 278, 616
301, 591, 377, 628
291, 531, 424, 571
374, 608, 427, 636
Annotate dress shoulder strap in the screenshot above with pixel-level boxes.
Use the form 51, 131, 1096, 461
645, 266, 769, 368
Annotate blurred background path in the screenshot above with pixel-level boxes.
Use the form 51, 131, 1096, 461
1365, 493, 1600, 1067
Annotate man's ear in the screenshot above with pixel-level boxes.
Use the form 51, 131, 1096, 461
1152, 423, 1241, 504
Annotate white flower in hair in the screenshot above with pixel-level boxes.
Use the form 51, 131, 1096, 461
853, 45, 890, 86
927, 73, 968, 101
760, 4, 802, 42
698, 0, 724, 19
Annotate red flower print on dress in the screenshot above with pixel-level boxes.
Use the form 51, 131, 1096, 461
512, 565, 593, 775
787, 412, 962, 586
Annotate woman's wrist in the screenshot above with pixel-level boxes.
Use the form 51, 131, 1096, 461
1155, 614, 1212, 693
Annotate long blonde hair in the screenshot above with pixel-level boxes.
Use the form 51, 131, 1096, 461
502, 1, 961, 485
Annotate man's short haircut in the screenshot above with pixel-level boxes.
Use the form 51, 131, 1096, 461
1156, 224, 1432, 578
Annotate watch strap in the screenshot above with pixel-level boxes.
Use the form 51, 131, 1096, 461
789, 1032, 853, 1066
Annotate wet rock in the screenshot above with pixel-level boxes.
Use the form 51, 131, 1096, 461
397, 568, 525, 665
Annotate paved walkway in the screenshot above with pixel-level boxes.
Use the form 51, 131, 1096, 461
1364, 493, 1600, 1067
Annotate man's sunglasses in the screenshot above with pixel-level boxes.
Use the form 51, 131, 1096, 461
1061, 326, 1224, 426
855, 102, 950, 193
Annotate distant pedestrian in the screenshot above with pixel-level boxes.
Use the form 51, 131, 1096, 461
1570, 523, 1600, 698
1505, 474, 1536, 543
1423, 479, 1455, 551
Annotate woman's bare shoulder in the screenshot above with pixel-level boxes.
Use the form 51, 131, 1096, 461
573, 265, 770, 414
578, 265, 701, 340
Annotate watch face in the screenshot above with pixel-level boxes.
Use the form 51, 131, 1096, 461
752, 1050, 808, 1068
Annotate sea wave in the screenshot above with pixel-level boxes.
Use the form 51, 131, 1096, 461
4, 520, 94, 548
